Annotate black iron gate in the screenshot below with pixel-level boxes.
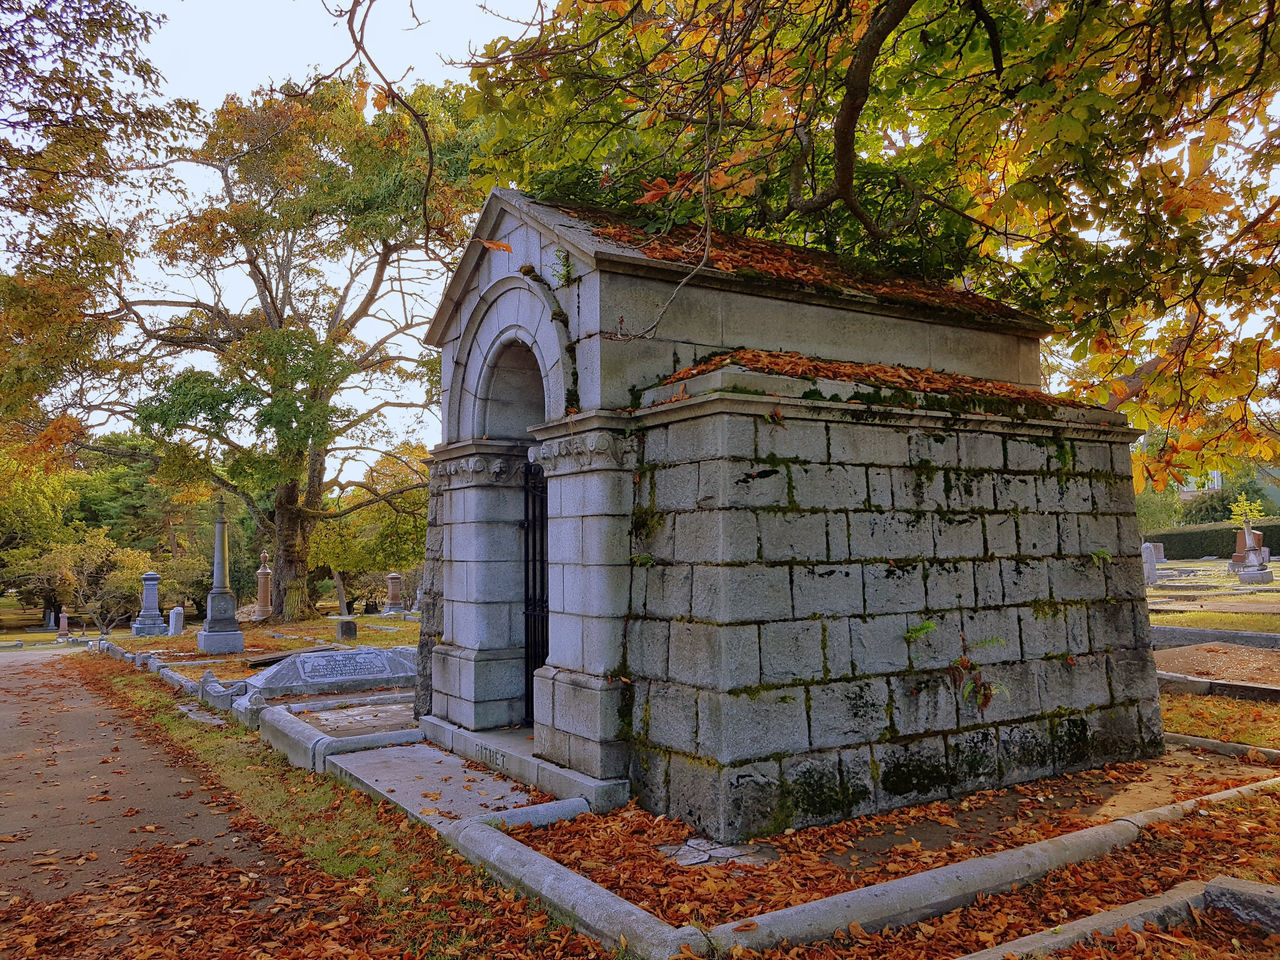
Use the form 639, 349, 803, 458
522, 461, 549, 724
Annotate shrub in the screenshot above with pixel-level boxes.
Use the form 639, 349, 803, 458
1145, 517, 1280, 560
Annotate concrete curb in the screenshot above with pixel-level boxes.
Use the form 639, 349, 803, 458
1165, 732, 1280, 762
706, 820, 1140, 953
437, 798, 589, 836
1114, 775, 1280, 829
953, 880, 1206, 960
157, 667, 198, 697
448, 819, 706, 958
1157, 669, 1280, 702
1151, 625, 1280, 650
258, 705, 328, 769
1205, 876, 1280, 934
314, 729, 424, 769
257, 705, 425, 772
425, 765, 1280, 959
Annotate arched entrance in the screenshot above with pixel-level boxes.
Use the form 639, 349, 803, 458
476, 340, 548, 725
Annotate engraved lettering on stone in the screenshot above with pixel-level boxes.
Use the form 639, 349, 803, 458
298, 652, 392, 681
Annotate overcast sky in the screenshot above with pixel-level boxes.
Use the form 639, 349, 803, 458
134, 0, 531, 457
144, 0, 526, 106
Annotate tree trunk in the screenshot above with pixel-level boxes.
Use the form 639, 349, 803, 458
271, 480, 318, 621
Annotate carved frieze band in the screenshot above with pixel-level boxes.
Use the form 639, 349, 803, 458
434, 454, 529, 488
530, 430, 638, 474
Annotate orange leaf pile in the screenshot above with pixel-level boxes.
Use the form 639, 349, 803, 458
661, 349, 1090, 411
584, 210, 1029, 323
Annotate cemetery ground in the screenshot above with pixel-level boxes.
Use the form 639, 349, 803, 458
1, 646, 1279, 959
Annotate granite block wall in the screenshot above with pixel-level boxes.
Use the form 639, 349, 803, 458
623, 398, 1162, 841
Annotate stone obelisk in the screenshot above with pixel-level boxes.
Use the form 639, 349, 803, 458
197, 499, 244, 654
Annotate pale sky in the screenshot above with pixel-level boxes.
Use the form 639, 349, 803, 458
133, 0, 530, 458
143, 0, 526, 106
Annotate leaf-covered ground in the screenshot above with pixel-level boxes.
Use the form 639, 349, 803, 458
1162, 692, 1280, 749
4, 655, 1280, 960
509, 753, 1276, 929
1048, 910, 1279, 958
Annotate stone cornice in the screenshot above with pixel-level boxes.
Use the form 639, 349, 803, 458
530, 430, 638, 474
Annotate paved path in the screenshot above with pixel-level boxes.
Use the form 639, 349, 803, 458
0, 648, 277, 903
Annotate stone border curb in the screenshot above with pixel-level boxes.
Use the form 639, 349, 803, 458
705, 774, 1280, 954
952, 880, 1206, 960
1165, 732, 1280, 762
1151, 625, 1280, 650
1204, 876, 1280, 934
257, 704, 425, 772
447, 817, 706, 958
1157, 669, 1280, 703
705, 819, 1141, 953
157, 667, 198, 697
955, 876, 1280, 959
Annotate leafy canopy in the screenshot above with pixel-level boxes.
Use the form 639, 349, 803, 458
465, 0, 1280, 488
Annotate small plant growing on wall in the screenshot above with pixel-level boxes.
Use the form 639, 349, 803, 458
944, 635, 1007, 712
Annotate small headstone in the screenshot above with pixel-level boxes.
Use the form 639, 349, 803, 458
131, 572, 167, 636
56, 613, 70, 641
337, 619, 358, 643
1149, 542, 1165, 562
1141, 542, 1158, 585
169, 605, 185, 636
42, 609, 57, 631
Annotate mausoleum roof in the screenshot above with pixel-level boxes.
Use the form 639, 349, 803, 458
662, 349, 1090, 410
576, 209, 1035, 328
434, 189, 1049, 344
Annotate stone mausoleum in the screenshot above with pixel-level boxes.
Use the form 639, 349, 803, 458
416, 189, 1162, 841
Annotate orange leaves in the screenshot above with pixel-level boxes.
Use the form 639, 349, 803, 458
635, 177, 674, 205
662, 349, 1087, 412
477, 238, 514, 253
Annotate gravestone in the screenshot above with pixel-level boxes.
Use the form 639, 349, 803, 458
42, 609, 57, 631
239, 645, 416, 699
1149, 542, 1165, 562
169, 605, 185, 636
197, 500, 245, 654
253, 551, 272, 619
56, 613, 70, 641
384, 572, 404, 614
1142, 542, 1159, 585
337, 619, 357, 643
131, 572, 167, 636
1236, 517, 1274, 585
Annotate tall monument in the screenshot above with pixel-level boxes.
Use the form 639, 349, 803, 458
197, 499, 245, 654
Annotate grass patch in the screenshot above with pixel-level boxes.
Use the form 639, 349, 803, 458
1149, 611, 1280, 634
1161, 691, 1280, 749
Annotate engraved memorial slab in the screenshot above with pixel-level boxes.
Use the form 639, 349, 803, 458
242, 645, 416, 700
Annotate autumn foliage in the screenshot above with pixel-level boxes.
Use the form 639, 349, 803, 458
464, 0, 1280, 489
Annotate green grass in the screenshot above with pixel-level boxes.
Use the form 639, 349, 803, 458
1149, 611, 1280, 634
1162, 691, 1280, 749
103, 667, 430, 904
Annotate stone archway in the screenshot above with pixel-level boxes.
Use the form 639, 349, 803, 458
477, 339, 546, 441
430, 333, 554, 731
